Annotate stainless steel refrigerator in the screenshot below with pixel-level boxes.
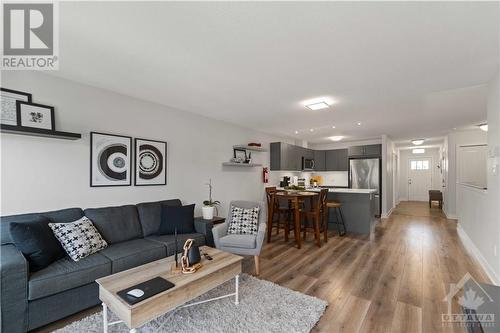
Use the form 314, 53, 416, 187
349, 158, 381, 216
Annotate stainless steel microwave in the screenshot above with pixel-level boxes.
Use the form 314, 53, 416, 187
302, 157, 315, 171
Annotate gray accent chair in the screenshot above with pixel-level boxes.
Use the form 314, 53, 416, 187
212, 201, 266, 275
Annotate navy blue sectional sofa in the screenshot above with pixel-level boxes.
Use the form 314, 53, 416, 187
0, 199, 213, 333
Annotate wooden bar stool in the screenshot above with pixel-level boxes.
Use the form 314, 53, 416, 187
324, 200, 347, 237
265, 187, 291, 242
301, 189, 329, 247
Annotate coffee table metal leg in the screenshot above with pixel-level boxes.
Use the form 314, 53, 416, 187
235, 274, 239, 305
102, 303, 108, 333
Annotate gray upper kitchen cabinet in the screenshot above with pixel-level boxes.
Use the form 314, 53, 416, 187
348, 144, 382, 158
325, 149, 349, 171
313, 150, 326, 171
270, 142, 301, 171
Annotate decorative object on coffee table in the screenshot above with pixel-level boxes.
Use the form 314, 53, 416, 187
1, 87, 32, 125
90, 132, 132, 187
181, 239, 202, 274
202, 179, 220, 220
16, 101, 55, 130
134, 138, 167, 186
172, 228, 181, 272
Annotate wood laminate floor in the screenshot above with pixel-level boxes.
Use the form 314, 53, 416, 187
258, 201, 490, 333
36, 201, 489, 333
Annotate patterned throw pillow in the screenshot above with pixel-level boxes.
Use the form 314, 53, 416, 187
49, 217, 107, 261
227, 206, 260, 235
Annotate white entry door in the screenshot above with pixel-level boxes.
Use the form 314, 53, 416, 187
408, 158, 432, 201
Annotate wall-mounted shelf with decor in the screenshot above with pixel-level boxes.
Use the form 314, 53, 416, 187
222, 162, 262, 167
233, 145, 267, 152
0, 124, 81, 140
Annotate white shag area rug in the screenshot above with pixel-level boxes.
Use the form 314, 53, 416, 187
55, 274, 327, 333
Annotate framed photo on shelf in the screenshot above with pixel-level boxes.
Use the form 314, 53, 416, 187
134, 138, 167, 186
16, 101, 55, 130
233, 148, 247, 163
90, 132, 132, 187
1, 88, 32, 126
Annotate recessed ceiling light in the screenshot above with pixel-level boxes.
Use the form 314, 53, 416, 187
357, 122, 362, 126
309, 128, 314, 132
479, 123, 488, 132
294, 130, 299, 134
412, 139, 425, 145
332, 125, 336, 129
302, 97, 334, 111
412, 148, 425, 154
306, 102, 329, 110
328, 136, 344, 141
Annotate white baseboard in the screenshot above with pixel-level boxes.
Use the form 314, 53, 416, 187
381, 206, 394, 219
457, 224, 500, 285
444, 209, 457, 220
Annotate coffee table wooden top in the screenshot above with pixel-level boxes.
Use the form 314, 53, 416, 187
96, 246, 243, 329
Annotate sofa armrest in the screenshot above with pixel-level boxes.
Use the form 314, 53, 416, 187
1, 244, 29, 333
194, 217, 214, 246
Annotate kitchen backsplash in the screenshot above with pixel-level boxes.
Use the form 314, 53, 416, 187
270, 171, 348, 187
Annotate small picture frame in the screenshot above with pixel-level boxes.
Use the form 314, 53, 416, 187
1, 88, 32, 126
16, 101, 55, 130
233, 148, 247, 163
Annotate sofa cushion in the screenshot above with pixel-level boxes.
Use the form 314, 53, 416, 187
136, 199, 182, 237
1, 208, 84, 245
28, 253, 111, 300
219, 234, 256, 249
10, 217, 66, 272
146, 233, 206, 256
84, 205, 142, 244
158, 204, 195, 235
98, 239, 166, 273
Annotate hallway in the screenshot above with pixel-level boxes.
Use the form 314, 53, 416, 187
259, 201, 490, 332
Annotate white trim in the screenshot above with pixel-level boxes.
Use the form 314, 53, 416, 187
457, 224, 500, 285
443, 209, 457, 220
381, 206, 394, 218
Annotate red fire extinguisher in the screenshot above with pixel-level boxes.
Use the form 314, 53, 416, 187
263, 167, 269, 183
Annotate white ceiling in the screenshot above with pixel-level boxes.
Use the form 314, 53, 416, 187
52, 2, 499, 143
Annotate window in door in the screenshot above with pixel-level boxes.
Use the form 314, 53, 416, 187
410, 160, 430, 170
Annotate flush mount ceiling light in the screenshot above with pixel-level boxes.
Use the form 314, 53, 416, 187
479, 123, 488, 132
302, 97, 334, 111
412, 139, 425, 145
412, 148, 425, 154
332, 125, 336, 129
328, 136, 344, 141
357, 122, 362, 126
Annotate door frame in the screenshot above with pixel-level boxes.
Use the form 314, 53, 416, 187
407, 155, 433, 201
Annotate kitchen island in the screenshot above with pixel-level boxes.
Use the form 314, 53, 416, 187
278, 187, 378, 238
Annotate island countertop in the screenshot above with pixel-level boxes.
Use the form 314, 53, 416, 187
276, 187, 377, 194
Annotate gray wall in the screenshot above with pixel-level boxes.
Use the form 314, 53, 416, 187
1, 72, 287, 216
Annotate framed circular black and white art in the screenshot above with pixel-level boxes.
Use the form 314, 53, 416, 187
134, 138, 167, 186
90, 132, 132, 187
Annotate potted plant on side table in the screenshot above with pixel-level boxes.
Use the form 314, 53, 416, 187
202, 178, 220, 220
